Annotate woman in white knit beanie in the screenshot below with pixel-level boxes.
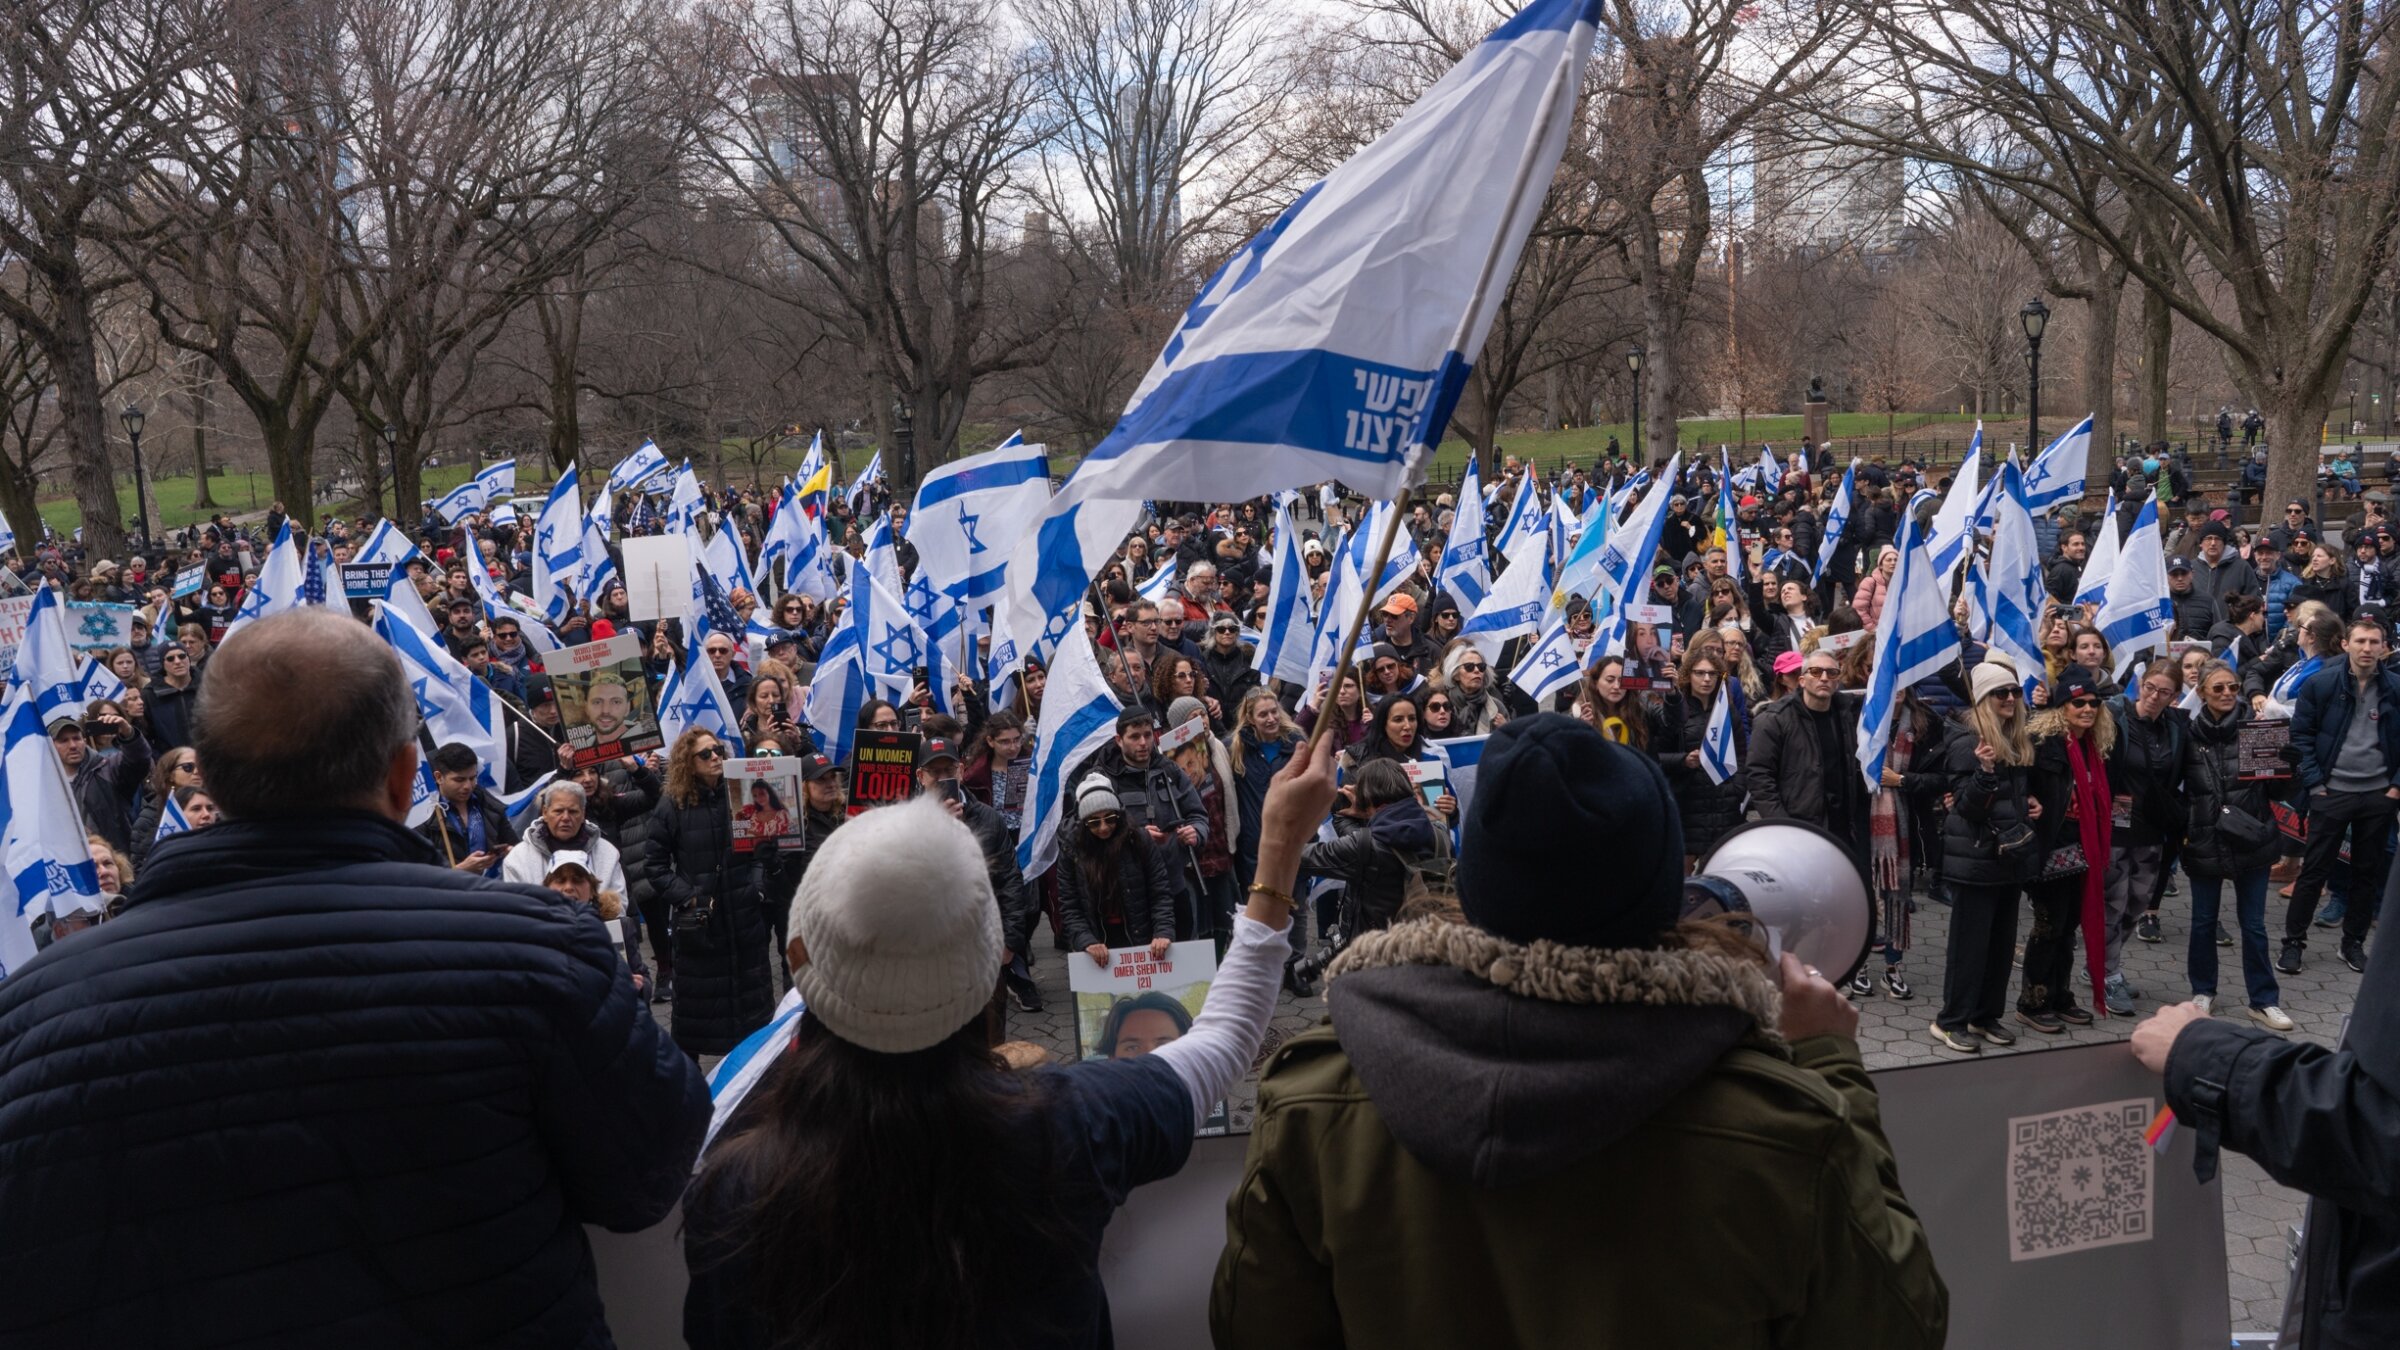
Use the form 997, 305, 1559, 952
682, 732, 1339, 1350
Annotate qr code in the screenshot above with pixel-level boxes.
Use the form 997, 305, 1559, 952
2006, 1098, 2154, 1261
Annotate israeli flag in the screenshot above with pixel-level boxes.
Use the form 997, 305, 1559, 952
1925, 424, 1984, 578
1055, 0, 1598, 508
2073, 490, 2120, 609
657, 629, 745, 758
666, 460, 704, 535
371, 597, 504, 776
1970, 459, 2046, 680
1428, 733, 1489, 818
847, 449, 885, 518
221, 522, 312, 644
1491, 468, 1545, 571
5, 590, 88, 721
76, 657, 125, 707
780, 495, 840, 603
1460, 526, 1553, 662
703, 988, 808, 1152
2096, 497, 2174, 679
2023, 415, 2092, 516
1716, 448, 1747, 581
473, 458, 517, 504
759, 479, 803, 579
1816, 458, 1859, 579
487, 501, 519, 530
1512, 605, 1584, 705
1438, 455, 1492, 609
1013, 620, 1123, 880
909, 431, 1052, 610
863, 507, 905, 600
1699, 679, 1739, 786
606, 440, 671, 496
904, 566, 963, 717
0, 682, 104, 972
464, 548, 563, 653
531, 464, 586, 626
797, 433, 833, 517
699, 517, 759, 605
353, 519, 422, 572
501, 771, 557, 831
1755, 447, 1782, 496
427, 479, 486, 523
1855, 493, 1959, 791
1550, 491, 1615, 609
1254, 498, 1318, 687
0, 517, 14, 557
1300, 500, 1414, 702
988, 496, 1146, 710
154, 792, 194, 842
1586, 450, 1683, 605
852, 565, 930, 704
579, 487, 620, 606
1135, 554, 1179, 604
803, 591, 871, 767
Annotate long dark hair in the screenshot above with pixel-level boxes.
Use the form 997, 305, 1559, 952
687, 1016, 1080, 1348
1354, 692, 1422, 764
1070, 804, 1150, 912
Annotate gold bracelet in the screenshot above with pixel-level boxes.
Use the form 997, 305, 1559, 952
1247, 881, 1297, 908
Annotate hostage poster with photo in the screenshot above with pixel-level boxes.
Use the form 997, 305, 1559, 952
1069, 940, 1228, 1133
553, 634, 660, 768
723, 756, 806, 854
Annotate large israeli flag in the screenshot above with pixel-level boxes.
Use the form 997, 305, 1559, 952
4, 590, 87, 721
1491, 472, 1545, 567
1699, 679, 1739, 786
1014, 620, 1123, 880
1253, 498, 1317, 687
221, 522, 312, 644
1549, 491, 1615, 609
531, 465, 585, 626
427, 479, 487, 523
2096, 497, 2174, 679
1584, 451, 1681, 606
1459, 526, 1553, 662
802, 591, 871, 767
909, 432, 1052, 610
988, 496, 1146, 707
1511, 605, 1584, 705
1855, 493, 1959, 791
371, 597, 503, 774
1299, 500, 1414, 702
353, 519, 422, 573
759, 480, 803, 581
2023, 415, 2092, 516
2073, 490, 2120, 609
0, 682, 104, 972
1971, 459, 2046, 681
780, 496, 839, 603
1061, 0, 1600, 506
1438, 455, 1492, 608
851, 566, 929, 704
1925, 425, 1984, 578
665, 460, 704, 534
1754, 447, 1782, 496
606, 440, 671, 497
474, 458, 517, 504
658, 629, 744, 757
1816, 458, 1859, 579
903, 567, 963, 717
463, 547, 563, 654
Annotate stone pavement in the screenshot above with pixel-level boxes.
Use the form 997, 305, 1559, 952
1000, 878, 2366, 1334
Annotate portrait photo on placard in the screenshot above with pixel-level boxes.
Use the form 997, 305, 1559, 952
723, 756, 807, 852
558, 663, 660, 767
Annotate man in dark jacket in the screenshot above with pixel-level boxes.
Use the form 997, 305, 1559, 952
2279, 616, 2400, 975
1081, 709, 1209, 933
1198, 612, 1261, 714
146, 643, 202, 750
2189, 522, 2261, 610
0, 608, 708, 1349
1742, 648, 1869, 862
2168, 557, 2221, 639
2044, 525, 2089, 605
51, 707, 151, 854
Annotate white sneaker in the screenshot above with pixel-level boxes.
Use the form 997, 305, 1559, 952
2192, 995, 2213, 1016
2250, 1005, 2295, 1032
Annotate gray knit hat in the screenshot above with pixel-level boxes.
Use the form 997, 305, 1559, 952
788, 796, 1001, 1053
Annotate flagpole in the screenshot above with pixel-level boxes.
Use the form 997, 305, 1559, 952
1302, 485, 1414, 759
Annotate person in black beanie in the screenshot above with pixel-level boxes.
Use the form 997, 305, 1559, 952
1215, 713, 1947, 1349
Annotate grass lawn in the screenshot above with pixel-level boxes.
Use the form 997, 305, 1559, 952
1422, 411, 2007, 477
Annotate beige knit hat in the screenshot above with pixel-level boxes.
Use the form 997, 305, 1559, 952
788, 795, 1000, 1053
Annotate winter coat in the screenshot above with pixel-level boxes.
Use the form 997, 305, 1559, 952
1298, 799, 1445, 942
2291, 662, 2400, 794
2190, 553, 2261, 609
637, 791, 774, 1056
1084, 742, 1209, 893
1937, 723, 2042, 887
2263, 566, 2302, 635
502, 820, 629, 899
2181, 704, 2283, 878
1230, 730, 1296, 884
1055, 830, 1179, 951
1214, 919, 1946, 1350
956, 793, 1038, 958
1652, 690, 1748, 853
1743, 691, 1866, 845
2286, 574, 2354, 625
145, 676, 201, 752
417, 786, 520, 869
2106, 700, 2186, 848
70, 736, 151, 856
0, 813, 708, 1349
2170, 587, 2223, 639
1199, 643, 1261, 714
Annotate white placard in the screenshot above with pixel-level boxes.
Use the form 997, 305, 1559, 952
1625, 603, 1674, 625
1818, 629, 1867, 653
552, 633, 643, 672
0, 593, 35, 674
619, 535, 690, 623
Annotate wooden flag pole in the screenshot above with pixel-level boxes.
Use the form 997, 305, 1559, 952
1303, 486, 1415, 758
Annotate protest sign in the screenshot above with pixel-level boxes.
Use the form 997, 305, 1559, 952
340, 563, 392, 599
724, 756, 805, 853
552, 634, 660, 767
0, 593, 33, 673
619, 535, 690, 623
2236, 717, 2292, 780
845, 730, 921, 815
64, 601, 135, 652
1400, 758, 1447, 809
1624, 602, 1673, 626
172, 564, 208, 598
1069, 939, 1226, 1133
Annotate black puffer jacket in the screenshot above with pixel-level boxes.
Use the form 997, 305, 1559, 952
1937, 723, 2042, 887
1056, 829, 1179, 951
1299, 798, 1446, 942
1652, 690, 1748, 853
0, 813, 708, 1348
638, 791, 774, 1057
957, 794, 1039, 958
2181, 704, 2282, 878
589, 760, 663, 910
2107, 700, 2186, 848
145, 675, 201, 752
1742, 691, 1865, 841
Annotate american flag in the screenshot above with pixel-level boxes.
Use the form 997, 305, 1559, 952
696, 564, 744, 640
300, 536, 328, 605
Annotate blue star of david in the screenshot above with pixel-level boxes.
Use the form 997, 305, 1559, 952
873, 622, 920, 671
960, 511, 988, 555
1041, 610, 1075, 647
78, 610, 119, 643
906, 573, 935, 615
410, 677, 442, 722
674, 688, 718, 721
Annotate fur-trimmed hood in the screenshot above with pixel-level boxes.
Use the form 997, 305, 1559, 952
1325, 918, 1784, 1189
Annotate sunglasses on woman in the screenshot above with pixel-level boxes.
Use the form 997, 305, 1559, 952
1086, 812, 1123, 829
1426, 700, 1450, 712
696, 746, 728, 761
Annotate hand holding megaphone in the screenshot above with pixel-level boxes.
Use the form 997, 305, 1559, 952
1682, 819, 1874, 988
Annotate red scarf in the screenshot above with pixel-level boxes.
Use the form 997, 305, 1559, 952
2065, 735, 2115, 1011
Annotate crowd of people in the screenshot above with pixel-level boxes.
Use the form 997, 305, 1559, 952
1, 429, 2395, 1347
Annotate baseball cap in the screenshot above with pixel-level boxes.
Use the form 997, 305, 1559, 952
1381, 593, 1417, 616
799, 752, 840, 782
2167, 556, 2193, 573
921, 737, 960, 766
524, 676, 556, 707
1773, 650, 1804, 675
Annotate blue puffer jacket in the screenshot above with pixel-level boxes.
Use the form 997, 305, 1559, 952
0, 813, 710, 1349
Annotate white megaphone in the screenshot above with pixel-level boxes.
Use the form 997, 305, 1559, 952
1681, 819, 1874, 985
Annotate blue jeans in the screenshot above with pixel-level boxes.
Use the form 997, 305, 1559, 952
2189, 869, 2281, 1008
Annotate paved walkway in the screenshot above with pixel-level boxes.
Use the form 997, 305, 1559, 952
1001, 878, 2364, 1334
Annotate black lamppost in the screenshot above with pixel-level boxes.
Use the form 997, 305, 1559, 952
377, 421, 396, 518
891, 395, 915, 492
1626, 346, 1645, 461
2021, 298, 2050, 457
120, 404, 149, 546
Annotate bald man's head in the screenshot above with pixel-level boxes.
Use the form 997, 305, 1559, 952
195, 609, 417, 820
